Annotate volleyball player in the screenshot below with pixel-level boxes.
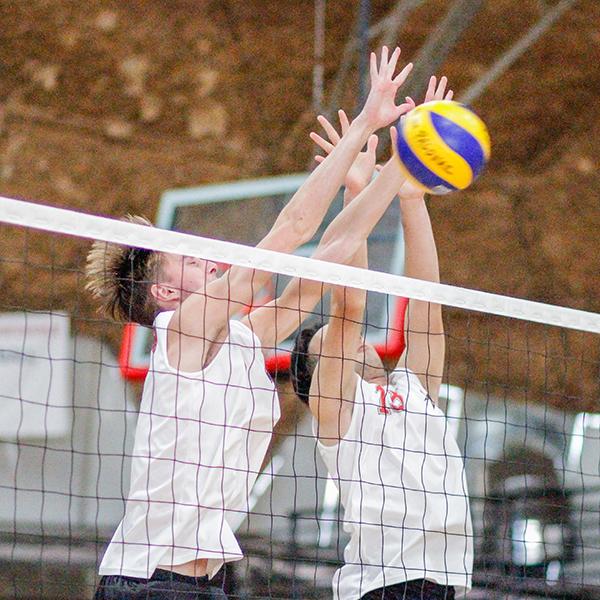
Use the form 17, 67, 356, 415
86, 47, 414, 600
291, 77, 473, 600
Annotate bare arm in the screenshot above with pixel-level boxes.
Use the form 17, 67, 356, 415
394, 76, 454, 403
314, 157, 405, 264
309, 177, 370, 443
309, 270, 365, 444
169, 48, 414, 369
242, 49, 415, 347
245, 121, 406, 349
242, 277, 325, 354
396, 193, 445, 403
265, 45, 412, 260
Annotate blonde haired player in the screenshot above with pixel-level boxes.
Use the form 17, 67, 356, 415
291, 77, 473, 600
87, 48, 414, 600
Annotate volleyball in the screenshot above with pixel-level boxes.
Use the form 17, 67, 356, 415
395, 100, 491, 195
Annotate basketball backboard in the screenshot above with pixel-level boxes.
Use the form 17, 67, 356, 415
119, 174, 407, 380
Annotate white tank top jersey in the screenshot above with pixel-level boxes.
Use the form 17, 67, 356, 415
99, 311, 280, 579
317, 369, 473, 600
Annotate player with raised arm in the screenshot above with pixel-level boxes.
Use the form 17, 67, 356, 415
291, 77, 473, 600
87, 47, 414, 600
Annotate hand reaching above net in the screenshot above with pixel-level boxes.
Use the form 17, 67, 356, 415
311, 109, 379, 201
357, 46, 414, 131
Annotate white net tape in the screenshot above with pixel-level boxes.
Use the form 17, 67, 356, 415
1, 195, 599, 334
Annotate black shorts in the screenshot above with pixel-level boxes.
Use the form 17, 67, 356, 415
94, 568, 228, 599
360, 579, 455, 600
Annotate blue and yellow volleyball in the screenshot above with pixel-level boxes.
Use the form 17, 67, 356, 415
395, 100, 491, 195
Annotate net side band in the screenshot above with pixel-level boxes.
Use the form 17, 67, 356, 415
1, 195, 599, 335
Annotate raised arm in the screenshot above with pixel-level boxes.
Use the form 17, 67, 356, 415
307, 120, 373, 442
313, 155, 405, 264
212, 46, 412, 295
169, 48, 413, 370
261, 46, 412, 248
243, 110, 383, 349
311, 78, 453, 436
395, 76, 453, 403
309, 260, 366, 443
244, 112, 406, 350
396, 190, 444, 403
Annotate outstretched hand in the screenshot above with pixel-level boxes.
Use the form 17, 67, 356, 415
359, 46, 414, 130
311, 109, 379, 200
423, 75, 454, 103
396, 75, 454, 200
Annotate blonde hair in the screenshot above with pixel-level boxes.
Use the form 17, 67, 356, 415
85, 215, 163, 327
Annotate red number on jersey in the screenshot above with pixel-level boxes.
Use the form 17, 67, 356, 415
376, 385, 405, 414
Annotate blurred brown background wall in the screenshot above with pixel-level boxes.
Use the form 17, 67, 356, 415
0, 0, 599, 410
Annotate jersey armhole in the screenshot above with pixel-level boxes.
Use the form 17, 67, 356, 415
153, 311, 234, 377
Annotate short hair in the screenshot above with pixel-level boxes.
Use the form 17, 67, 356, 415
85, 215, 162, 327
290, 321, 323, 405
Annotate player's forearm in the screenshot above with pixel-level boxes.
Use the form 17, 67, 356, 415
330, 242, 367, 320
400, 193, 444, 383
244, 276, 326, 348
325, 168, 370, 321
316, 159, 404, 264
272, 115, 374, 250
400, 195, 440, 283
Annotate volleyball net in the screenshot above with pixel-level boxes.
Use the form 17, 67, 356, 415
1, 195, 600, 599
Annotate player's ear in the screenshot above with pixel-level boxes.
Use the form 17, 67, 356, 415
151, 283, 180, 303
